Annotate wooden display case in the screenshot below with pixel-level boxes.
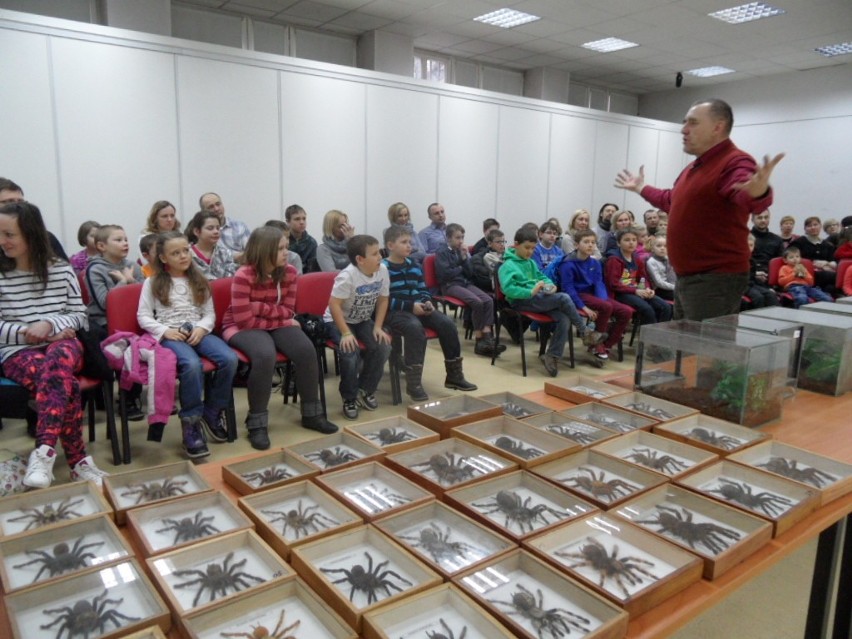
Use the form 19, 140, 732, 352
531, 450, 669, 510
103, 461, 213, 525
524, 513, 703, 616
675, 460, 820, 537
284, 432, 384, 472
121, 626, 168, 639
146, 529, 294, 617
237, 480, 362, 560
289, 524, 442, 632
454, 548, 629, 639
652, 413, 771, 456
180, 577, 357, 639
522, 410, 621, 447
373, 500, 516, 579
452, 415, 580, 469
0, 480, 113, 537
385, 438, 518, 496
544, 374, 632, 405
362, 582, 519, 639
221, 450, 319, 495
125, 491, 254, 557
344, 415, 440, 454
477, 391, 553, 419
407, 395, 503, 438
592, 430, 718, 480
614, 484, 772, 579
5, 558, 170, 639
559, 402, 659, 434
601, 391, 699, 424
0, 514, 133, 593
314, 461, 434, 522
727, 440, 852, 506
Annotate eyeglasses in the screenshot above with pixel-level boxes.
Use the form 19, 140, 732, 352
493, 240, 507, 244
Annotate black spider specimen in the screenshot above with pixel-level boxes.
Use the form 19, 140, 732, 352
756, 457, 836, 488
261, 499, 339, 538
13, 536, 105, 584
502, 402, 534, 418
624, 448, 689, 474
427, 618, 467, 639
556, 536, 657, 598
624, 402, 674, 420
320, 551, 412, 604
8, 498, 85, 531
343, 483, 410, 512
636, 505, 741, 554
411, 452, 476, 485
546, 422, 601, 445
173, 551, 266, 606
220, 608, 299, 639
707, 478, 793, 516
240, 465, 295, 487
156, 511, 221, 545
472, 490, 567, 534
685, 427, 743, 450
494, 436, 544, 460
489, 583, 591, 638
561, 467, 638, 503
583, 412, 634, 433
304, 447, 359, 468
397, 522, 479, 564
121, 478, 188, 505
367, 427, 415, 445
40, 589, 140, 638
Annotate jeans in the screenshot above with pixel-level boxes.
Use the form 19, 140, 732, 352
442, 284, 494, 331
674, 272, 748, 321
579, 293, 632, 348
326, 320, 392, 402
615, 293, 673, 325
386, 309, 461, 365
511, 292, 584, 358
787, 284, 833, 308
162, 334, 238, 418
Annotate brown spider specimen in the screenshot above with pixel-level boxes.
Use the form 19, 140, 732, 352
304, 447, 359, 468
583, 412, 633, 433
494, 436, 544, 460
556, 536, 657, 597
261, 499, 339, 538
397, 522, 479, 564
8, 497, 85, 531
546, 422, 601, 445
624, 448, 689, 474
472, 490, 566, 534
368, 427, 415, 445
502, 402, 534, 418
426, 618, 467, 639
14, 536, 105, 584
320, 550, 412, 604
756, 457, 836, 488
156, 511, 221, 545
685, 427, 742, 450
173, 551, 265, 607
411, 452, 476, 485
636, 505, 741, 554
40, 589, 140, 638
240, 465, 294, 487
561, 466, 638, 502
220, 608, 299, 639
121, 478, 188, 505
707, 478, 792, 516
624, 401, 674, 420
488, 582, 590, 637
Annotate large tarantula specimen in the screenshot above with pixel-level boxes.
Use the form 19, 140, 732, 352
304, 447, 359, 468
489, 583, 591, 638
426, 617, 467, 639
546, 422, 601, 445
411, 452, 476, 485
13, 536, 105, 584
636, 505, 741, 554
756, 457, 836, 488
156, 511, 221, 545
583, 412, 633, 433
120, 478, 188, 505
40, 589, 140, 638
685, 427, 743, 450
173, 551, 265, 607
261, 499, 339, 539
556, 537, 657, 598
397, 522, 479, 564
624, 401, 675, 420
624, 448, 689, 474
220, 608, 299, 639
367, 427, 415, 445
707, 478, 793, 516
7, 497, 85, 531
501, 402, 534, 418
493, 436, 544, 460
240, 465, 295, 487
320, 550, 412, 604
472, 490, 567, 534
561, 467, 638, 503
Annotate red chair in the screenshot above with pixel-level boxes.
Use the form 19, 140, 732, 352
836, 259, 852, 294
293, 271, 340, 411
769, 257, 816, 306
77, 271, 91, 306
423, 254, 473, 339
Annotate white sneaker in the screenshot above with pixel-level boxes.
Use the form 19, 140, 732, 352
70, 456, 109, 487
23, 445, 57, 489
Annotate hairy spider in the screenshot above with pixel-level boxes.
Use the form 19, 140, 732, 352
624, 401, 674, 420
320, 551, 412, 604
636, 505, 741, 554
173, 552, 265, 607
156, 511, 221, 545
261, 499, 339, 538
240, 465, 295, 487
7, 498, 85, 531
546, 422, 600, 445
13, 536, 105, 584
368, 427, 415, 445
561, 467, 638, 503
624, 448, 689, 474
304, 447, 359, 468
707, 478, 792, 516
40, 589, 140, 638
121, 478, 188, 505
411, 452, 476, 485
502, 402, 533, 418
489, 582, 590, 638
472, 490, 566, 534
397, 522, 478, 564
685, 428, 743, 450
343, 483, 410, 513
756, 457, 836, 488
556, 537, 657, 598
583, 412, 632, 433
427, 618, 467, 639
220, 608, 299, 639
494, 436, 544, 460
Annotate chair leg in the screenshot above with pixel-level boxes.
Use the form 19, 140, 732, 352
101, 382, 121, 466
389, 336, 402, 406
226, 393, 237, 442
118, 388, 132, 465
518, 317, 528, 377
315, 347, 328, 416
87, 391, 96, 443
567, 327, 575, 369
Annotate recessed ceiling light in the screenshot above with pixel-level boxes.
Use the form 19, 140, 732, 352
473, 9, 540, 29
814, 42, 852, 57
709, 2, 786, 24
686, 66, 736, 77
582, 37, 639, 53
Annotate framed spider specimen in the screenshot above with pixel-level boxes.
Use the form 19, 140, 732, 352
454, 416, 577, 470
602, 391, 697, 423
652, 413, 769, 456
561, 403, 657, 434
346, 416, 439, 454
223, 451, 319, 496
287, 432, 383, 472
320, 550, 413, 605
479, 392, 551, 420
543, 373, 629, 405
0, 482, 111, 537
406, 395, 503, 438
593, 430, 717, 479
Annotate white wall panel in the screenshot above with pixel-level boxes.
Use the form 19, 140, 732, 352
365, 85, 438, 238
548, 114, 598, 222
622, 125, 660, 215
592, 121, 630, 212
177, 56, 280, 228
656, 129, 687, 190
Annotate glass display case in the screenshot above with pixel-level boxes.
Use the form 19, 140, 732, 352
634, 320, 792, 426
477, 391, 553, 419
0, 481, 113, 537
543, 374, 631, 405
592, 430, 718, 480
522, 411, 621, 448
345, 416, 440, 454
221, 449, 319, 495
406, 395, 503, 438
285, 432, 384, 472
652, 413, 771, 456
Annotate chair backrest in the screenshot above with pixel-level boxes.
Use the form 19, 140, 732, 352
295, 271, 337, 316
209, 277, 234, 335
105, 282, 144, 335
77, 271, 91, 306
837, 259, 852, 289
492, 265, 507, 304
422, 254, 439, 289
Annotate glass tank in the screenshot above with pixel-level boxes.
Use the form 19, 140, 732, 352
635, 320, 792, 427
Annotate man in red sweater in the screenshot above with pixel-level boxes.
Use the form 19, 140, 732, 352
614, 99, 784, 321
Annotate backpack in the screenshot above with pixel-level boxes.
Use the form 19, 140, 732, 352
543, 254, 568, 290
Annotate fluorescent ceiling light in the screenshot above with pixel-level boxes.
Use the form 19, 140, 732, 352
709, 2, 786, 24
582, 37, 639, 53
814, 42, 852, 57
473, 9, 540, 29
686, 66, 736, 77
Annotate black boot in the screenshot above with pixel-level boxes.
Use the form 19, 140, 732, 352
404, 364, 429, 401
444, 357, 477, 391
246, 411, 270, 450
301, 400, 339, 434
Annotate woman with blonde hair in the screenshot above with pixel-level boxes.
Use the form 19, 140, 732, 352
561, 209, 600, 258
384, 202, 426, 263
316, 209, 355, 271
138, 200, 180, 263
